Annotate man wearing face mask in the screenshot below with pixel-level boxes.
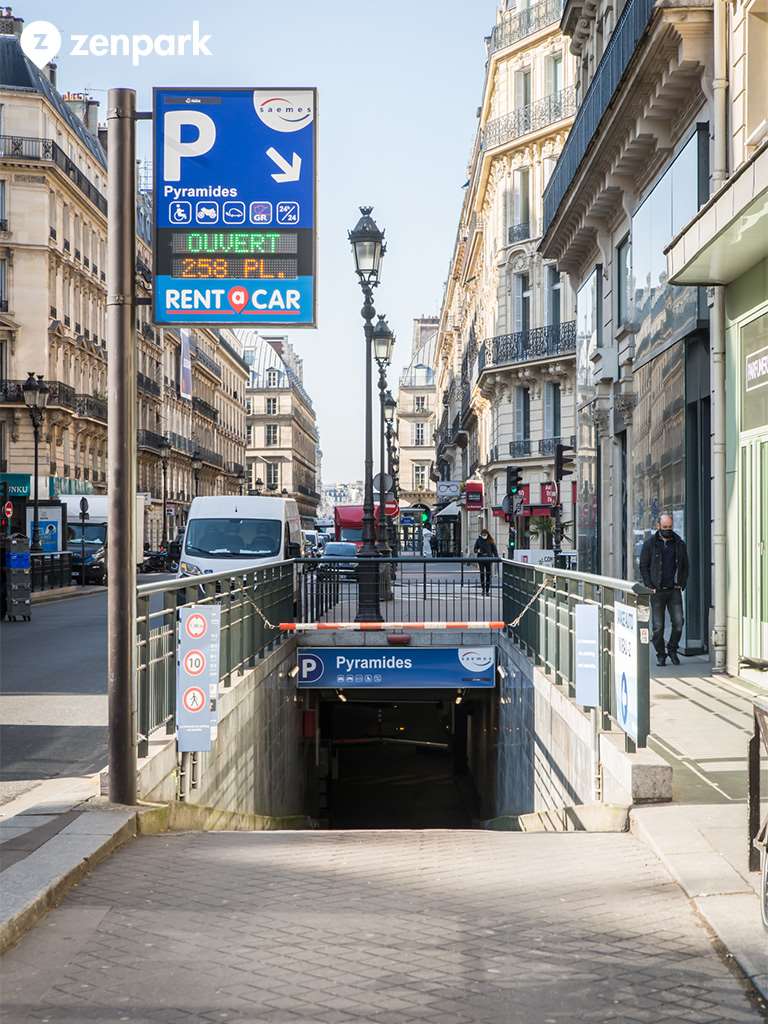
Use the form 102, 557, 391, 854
639, 513, 689, 666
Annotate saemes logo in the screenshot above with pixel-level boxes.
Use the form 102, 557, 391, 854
253, 90, 314, 133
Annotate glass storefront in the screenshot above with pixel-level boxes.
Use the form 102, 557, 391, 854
575, 268, 601, 572
631, 127, 708, 368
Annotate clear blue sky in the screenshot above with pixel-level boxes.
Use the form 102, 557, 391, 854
23, 0, 492, 481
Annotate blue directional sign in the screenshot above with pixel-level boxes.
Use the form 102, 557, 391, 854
153, 88, 317, 327
296, 647, 497, 690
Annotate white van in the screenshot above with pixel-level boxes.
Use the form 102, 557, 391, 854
178, 496, 302, 577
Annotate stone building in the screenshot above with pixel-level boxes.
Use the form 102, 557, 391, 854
664, 0, 768, 677
0, 12, 247, 548
434, 0, 577, 556
540, 0, 717, 656
242, 330, 320, 527
396, 317, 438, 508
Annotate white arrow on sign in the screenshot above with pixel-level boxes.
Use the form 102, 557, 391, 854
266, 147, 301, 183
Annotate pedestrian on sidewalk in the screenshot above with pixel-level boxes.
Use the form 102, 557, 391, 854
639, 513, 689, 666
474, 529, 498, 595
421, 526, 433, 558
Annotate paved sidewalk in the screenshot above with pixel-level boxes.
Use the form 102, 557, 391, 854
1, 829, 765, 1023
633, 658, 768, 996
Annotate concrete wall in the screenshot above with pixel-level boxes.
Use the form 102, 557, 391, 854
137, 638, 306, 820
495, 633, 671, 815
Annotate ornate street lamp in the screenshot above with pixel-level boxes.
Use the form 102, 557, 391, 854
373, 315, 395, 553
191, 449, 202, 497
22, 372, 50, 552
159, 435, 171, 546
254, 476, 264, 496
237, 467, 246, 496
349, 206, 386, 621
384, 390, 398, 554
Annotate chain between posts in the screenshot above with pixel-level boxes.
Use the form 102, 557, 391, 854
508, 575, 554, 629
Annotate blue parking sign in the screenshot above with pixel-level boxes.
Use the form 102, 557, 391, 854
153, 88, 317, 327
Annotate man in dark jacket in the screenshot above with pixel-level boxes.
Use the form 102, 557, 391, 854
473, 529, 498, 595
639, 513, 689, 666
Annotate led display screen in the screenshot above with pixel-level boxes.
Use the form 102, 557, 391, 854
171, 231, 299, 256
171, 256, 298, 279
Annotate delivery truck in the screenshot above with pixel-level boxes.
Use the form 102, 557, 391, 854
60, 494, 145, 584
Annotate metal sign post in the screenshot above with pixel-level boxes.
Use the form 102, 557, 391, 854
106, 88, 138, 806
79, 496, 89, 587
152, 87, 317, 328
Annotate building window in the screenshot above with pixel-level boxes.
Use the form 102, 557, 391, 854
0, 180, 6, 229
266, 461, 279, 489
515, 68, 531, 110
514, 386, 530, 441
414, 464, 427, 490
266, 368, 279, 388
514, 272, 531, 333
265, 424, 279, 446
546, 265, 561, 327
245, 398, 252, 415
414, 422, 426, 446
544, 382, 561, 439
616, 234, 631, 326
415, 395, 426, 412
548, 53, 563, 96
266, 396, 278, 415
511, 167, 530, 239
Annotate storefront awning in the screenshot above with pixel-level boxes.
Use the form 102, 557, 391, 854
666, 140, 768, 285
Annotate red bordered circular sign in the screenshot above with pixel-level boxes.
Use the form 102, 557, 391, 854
183, 649, 206, 677
181, 685, 206, 714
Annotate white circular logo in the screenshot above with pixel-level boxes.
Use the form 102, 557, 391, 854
20, 21, 62, 70
458, 649, 494, 673
253, 90, 314, 133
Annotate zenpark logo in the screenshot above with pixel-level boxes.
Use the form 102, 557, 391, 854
20, 20, 212, 69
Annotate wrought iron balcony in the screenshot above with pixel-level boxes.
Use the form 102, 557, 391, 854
196, 445, 224, 469
225, 461, 245, 477
509, 439, 532, 458
0, 135, 107, 214
191, 345, 223, 379
0, 380, 76, 410
192, 395, 219, 422
489, 0, 563, 55
508, 222, 532, 244
482, 88, 576, 151
75, 394, 108, 422
137, 428, 165, 452
480, 321, 576, 375
137, 371, 162, 398
539, 434, 576, 456
542, 0, 655, 236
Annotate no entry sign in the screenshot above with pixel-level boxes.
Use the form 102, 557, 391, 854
177, 605, 222, 752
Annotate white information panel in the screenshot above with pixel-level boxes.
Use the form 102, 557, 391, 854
613, 601, 638, 742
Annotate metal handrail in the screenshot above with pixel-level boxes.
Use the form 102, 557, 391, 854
502, 557, 652, 749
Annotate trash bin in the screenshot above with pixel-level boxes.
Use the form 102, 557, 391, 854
2, 532, 32, 622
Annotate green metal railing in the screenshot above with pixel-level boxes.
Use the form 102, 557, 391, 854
135, 563, 294, 756
502, 559, 652, 749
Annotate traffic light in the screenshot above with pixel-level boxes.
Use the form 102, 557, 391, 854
506, 465, 522, 497
554, 442, 576, 483
420, 510, 431, 526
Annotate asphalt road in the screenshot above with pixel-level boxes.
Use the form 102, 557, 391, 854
0, 576, 172, 806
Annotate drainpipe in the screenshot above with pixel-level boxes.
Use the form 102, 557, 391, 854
710, 0, 728, 671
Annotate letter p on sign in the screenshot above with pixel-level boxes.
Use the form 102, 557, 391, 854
163, 110, 216, 181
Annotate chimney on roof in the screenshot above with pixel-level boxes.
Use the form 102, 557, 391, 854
0, 7, 24, 38
63, 92, 100, 134
46, 62, 57, 88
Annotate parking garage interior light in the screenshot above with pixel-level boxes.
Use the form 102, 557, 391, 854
455, 690, 463, 705
288, 665, 299, 679
336, 690, 348, 703
497, 666, 507, 679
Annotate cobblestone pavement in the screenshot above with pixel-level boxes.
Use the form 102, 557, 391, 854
1, 830, 765, 1023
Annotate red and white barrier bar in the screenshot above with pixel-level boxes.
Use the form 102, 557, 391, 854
279, 621, 506, 633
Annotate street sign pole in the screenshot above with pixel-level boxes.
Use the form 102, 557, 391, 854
79, 496, 88, 587
107, 88, 138, 806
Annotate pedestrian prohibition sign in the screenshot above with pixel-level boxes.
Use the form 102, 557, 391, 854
182, 686, 206, 714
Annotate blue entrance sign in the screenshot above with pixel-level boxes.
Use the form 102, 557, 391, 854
153, 88, 316, 327
296, 647, 496, 690
176, 605, 222, 752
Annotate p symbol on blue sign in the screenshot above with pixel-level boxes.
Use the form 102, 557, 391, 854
299, 654, 324, 683
164, 111, 216, 182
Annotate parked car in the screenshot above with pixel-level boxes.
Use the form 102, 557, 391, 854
318, 541, 359, 581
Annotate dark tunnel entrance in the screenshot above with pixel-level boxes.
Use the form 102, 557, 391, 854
312, 691, 495, 829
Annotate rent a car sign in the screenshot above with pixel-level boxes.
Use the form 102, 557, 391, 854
153, 88, 317, 327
